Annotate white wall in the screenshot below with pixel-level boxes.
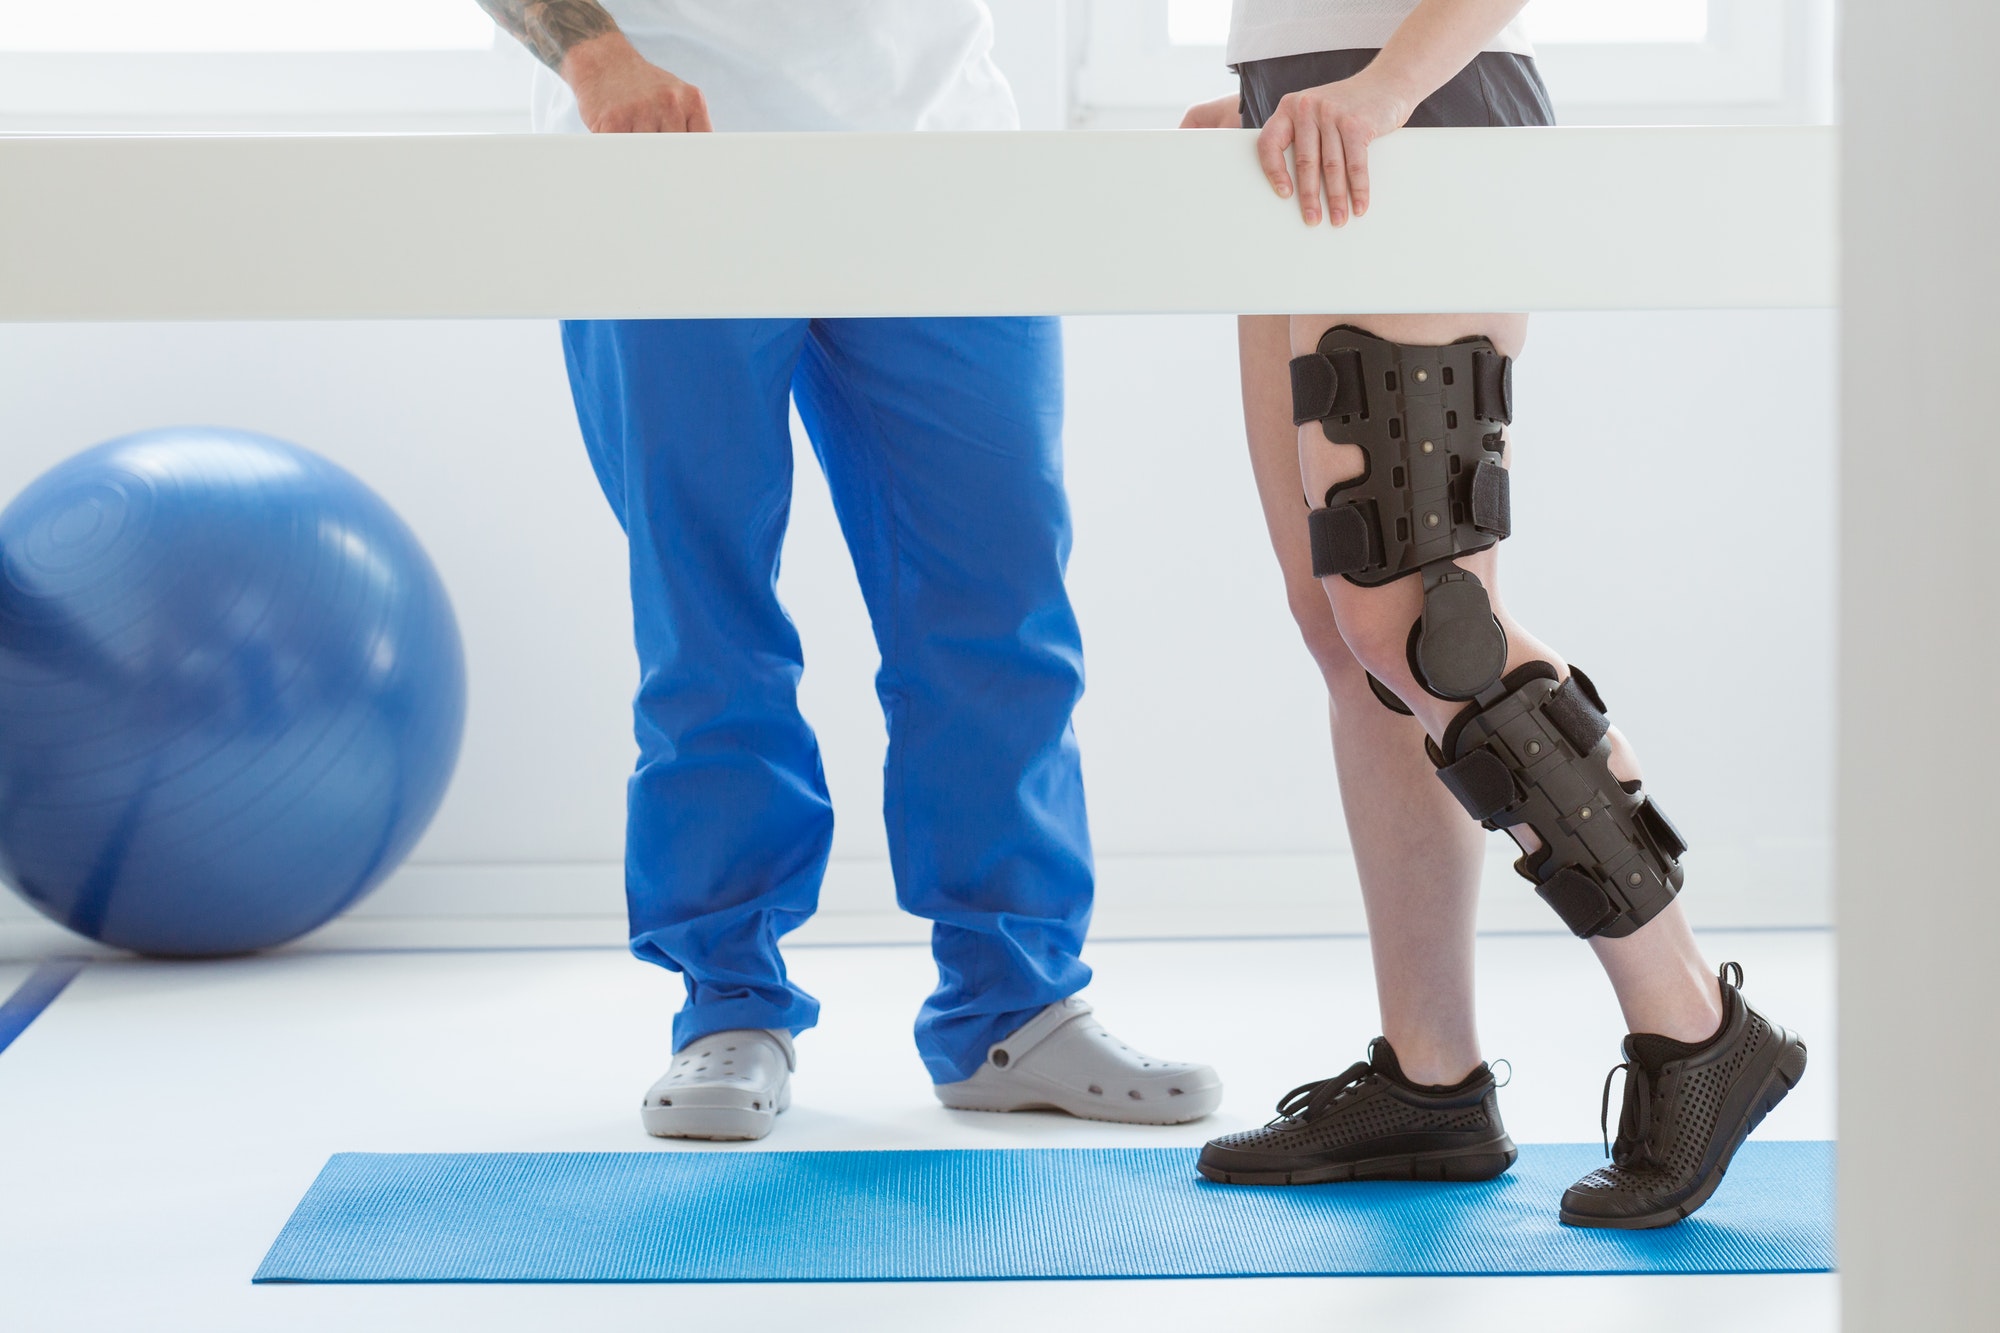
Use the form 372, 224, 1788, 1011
0, 3, 1837, 934
0, 307, 1834, 928
989, 0, 1069, 130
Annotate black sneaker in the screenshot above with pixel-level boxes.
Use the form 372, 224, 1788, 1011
1196, 1038, 1517, 1185
1561, 962, 1808, 1229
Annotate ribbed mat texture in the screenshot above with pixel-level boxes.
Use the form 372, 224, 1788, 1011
255, 1142, 1833, 1283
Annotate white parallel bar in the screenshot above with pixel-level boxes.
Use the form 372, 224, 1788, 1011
0, 127, 1833, 321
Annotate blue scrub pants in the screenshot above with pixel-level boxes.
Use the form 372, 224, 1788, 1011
561, 317, 1095, 1084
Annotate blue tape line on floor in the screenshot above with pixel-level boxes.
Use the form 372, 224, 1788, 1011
256, 1141, 1833, 1283
0, 960, 87, 1058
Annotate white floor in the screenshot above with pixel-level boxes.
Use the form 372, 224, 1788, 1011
0, 927, 1835, 1332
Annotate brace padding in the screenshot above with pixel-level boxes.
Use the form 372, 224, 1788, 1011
1435, 748, 1514, 821
1293, 326, 1513, 588
1290, 347, 1365, 424
1543, 676, 1610, 754
1470, 461, 1511, 538
1365, 670, 1416, 716
1308, 502, 1380, 579
1472, 349, 1513, 425
1430, 663, 1686, 940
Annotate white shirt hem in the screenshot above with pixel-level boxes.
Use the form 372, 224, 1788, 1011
1226, 17, 1534, 66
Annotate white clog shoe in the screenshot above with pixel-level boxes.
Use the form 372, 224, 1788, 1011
934, 997, 1221, 1124
641, 1028, 794, 1141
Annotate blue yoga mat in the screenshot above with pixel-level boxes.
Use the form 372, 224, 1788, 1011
0, 961, 85, 1058
256, 1142, 1832, 1283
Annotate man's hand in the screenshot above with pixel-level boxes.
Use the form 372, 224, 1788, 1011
564, 33, 712, 133
1257, 73, 1414, 227
477, 1, 710, 132
1179, 93, 1242, 130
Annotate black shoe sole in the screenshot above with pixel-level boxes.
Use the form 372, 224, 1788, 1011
1560, 1031, 1808, 1231
1197, 1135, 1518, 1186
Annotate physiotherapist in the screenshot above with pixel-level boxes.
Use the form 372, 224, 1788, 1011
475, 0, 1222, 1140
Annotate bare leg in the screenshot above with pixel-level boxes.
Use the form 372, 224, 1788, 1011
1239, 316, 1486, 1084
1288, 312, 1724, 1044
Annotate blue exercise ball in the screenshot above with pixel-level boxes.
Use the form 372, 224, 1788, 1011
0, 427, 466, 956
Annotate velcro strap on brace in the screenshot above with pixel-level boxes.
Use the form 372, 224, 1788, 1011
1473, 350, 1513, 424
1290, 349, 1366, 425
1536, 867, 1621, 937
1308, 502, 1381, 579
1470, 459, 1511, 538
1436, 749, 1517, 823
1543, 674, 1610, 754
1567, 663, 1609, 715
1432, 662, 1685, 941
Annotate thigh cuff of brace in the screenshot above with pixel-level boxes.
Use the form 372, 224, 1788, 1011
1429, 663, 1686, 940
1291, 327, 1514, 587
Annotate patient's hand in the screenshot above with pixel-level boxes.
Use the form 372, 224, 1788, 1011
1257, 73, 1413, 227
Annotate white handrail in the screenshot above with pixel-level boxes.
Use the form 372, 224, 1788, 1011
0, 127, 1833, 322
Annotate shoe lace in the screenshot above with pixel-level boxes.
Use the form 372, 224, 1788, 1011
1598, 1059, 1660, 1169
1270, 1058, 1376, 1126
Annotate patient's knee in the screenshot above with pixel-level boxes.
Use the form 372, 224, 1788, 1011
1285, 580, 1363, 681
1329, 596, 1417, 688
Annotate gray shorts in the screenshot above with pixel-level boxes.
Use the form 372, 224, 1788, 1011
1237, 50, 1555, 129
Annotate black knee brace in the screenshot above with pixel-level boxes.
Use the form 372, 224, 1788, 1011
1295, 328, 1687, 938
1291, 326, 1514, 701
1430, 663, 1687, 939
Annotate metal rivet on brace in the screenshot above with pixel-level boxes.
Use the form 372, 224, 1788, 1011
1629, 872, 1644, 886
1525, 741, 1542, 756
1415, 369, 1429, 382
1578, 807, 1593, 820
1421, 440, 1435, 453
1425, 513, 1440, 528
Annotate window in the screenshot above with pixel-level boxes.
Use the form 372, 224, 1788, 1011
1520, 0, 1708, 44
0, 1, 495, 53
1168, 0, 1711, 48
0, 1, 531, 132
1165, 0, 1232, 47
1077, 0, 1835, 127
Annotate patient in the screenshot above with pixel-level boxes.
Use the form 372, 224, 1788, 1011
1177, 0, 1806, 1228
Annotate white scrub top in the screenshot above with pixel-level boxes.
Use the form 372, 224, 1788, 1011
530, 0, 1019, 133
1225, 0, 1533, 65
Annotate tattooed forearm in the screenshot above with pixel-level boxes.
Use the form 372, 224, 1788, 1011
476, 0, 620, 73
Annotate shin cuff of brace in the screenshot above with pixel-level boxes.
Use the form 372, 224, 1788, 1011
1535, 867, 1621, 939
1438, 664, 1686, 941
